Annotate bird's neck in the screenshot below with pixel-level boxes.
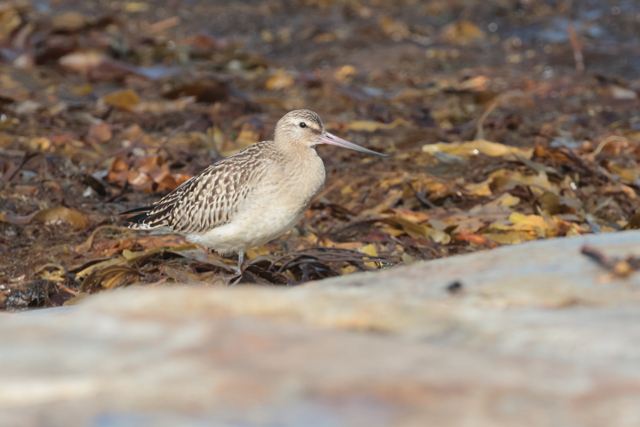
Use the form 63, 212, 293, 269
279, 144, 326, 207
275, 139, 316, 160
274, 141, 323, 178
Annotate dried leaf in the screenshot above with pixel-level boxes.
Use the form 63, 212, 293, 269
72, 225, 131, 253
34, 206, 90, 229
86, 122, 112, 144
0, 74, 29, 102
103, 89, 141, 110
605, 162, 640, 184
483, 211, 565, 245
265, 71, 294, 90
341, 185, 353, 195
108, 155, 192, 192
52, 11, 86, 31
123, 2, 149, 12
178, 33, 221, 50
456, 76, 491, 92
509, 212, 551, 230
81, 265, 139, 292
163, 81, 229, 103
456, 230, 499, 248
234, 122, 261, 148
382, 207, 431, 223
121, 124, 155, 146
422, 140, 533, 159
133, 96, 196, 114
379, 16, 409, 39
246, 245, 270, 260
334, 65, 357, 82
388, 216, 451, 244
482, 231, 536, 245
401, 253, 415, 265
74, 256, 127, 280
497, 194, 521, 207
361, 243, 378, 268
0, 7, 21, 42
465, 180, 492, 197
538, 191, 561, 215
340, 118, 410, 132
59, 51, 106, 74
484, 193, 522, 208
341, 264, 358, 274
489, 169, 553, 193
440, 20, 486, 45
377, 224, 405, 237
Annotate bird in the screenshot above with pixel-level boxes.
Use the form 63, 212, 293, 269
121, 109, 389, 276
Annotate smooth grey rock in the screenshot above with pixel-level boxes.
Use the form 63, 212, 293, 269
3, 231, 640, 426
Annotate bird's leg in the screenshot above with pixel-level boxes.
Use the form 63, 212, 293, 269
228, 252, 245, 287
236, 252, 245, 275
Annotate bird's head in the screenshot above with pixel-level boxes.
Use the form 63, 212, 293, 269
274, 109, 388, 157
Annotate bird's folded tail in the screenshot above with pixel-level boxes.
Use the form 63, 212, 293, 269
120, 205, 171, 230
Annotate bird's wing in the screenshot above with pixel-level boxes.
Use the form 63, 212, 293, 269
123, 142, 275, 234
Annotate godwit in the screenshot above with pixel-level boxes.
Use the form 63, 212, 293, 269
121, 109, 388, 275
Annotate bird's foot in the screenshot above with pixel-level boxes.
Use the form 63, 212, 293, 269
228, 272, 243, 286
227, 263, 244, 286
227, 252, 245, 286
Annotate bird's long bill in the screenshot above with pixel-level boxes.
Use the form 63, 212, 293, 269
318, 132, 389, 157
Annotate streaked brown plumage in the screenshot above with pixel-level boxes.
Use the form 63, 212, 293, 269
122, 109, 388, 275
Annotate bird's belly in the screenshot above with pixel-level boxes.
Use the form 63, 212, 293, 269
186, 199, 307, 254
186, 159, 324, 255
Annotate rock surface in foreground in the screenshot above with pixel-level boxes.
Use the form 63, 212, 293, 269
3, 231, 640, 426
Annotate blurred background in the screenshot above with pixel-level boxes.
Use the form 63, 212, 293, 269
2, 0, 640, 308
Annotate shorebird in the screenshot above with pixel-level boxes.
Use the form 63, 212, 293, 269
121, 109, 388, 275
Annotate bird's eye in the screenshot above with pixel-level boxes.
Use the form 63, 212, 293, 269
299, 122, 307, 128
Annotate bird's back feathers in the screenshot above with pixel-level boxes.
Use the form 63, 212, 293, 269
122, 141, 279, 234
